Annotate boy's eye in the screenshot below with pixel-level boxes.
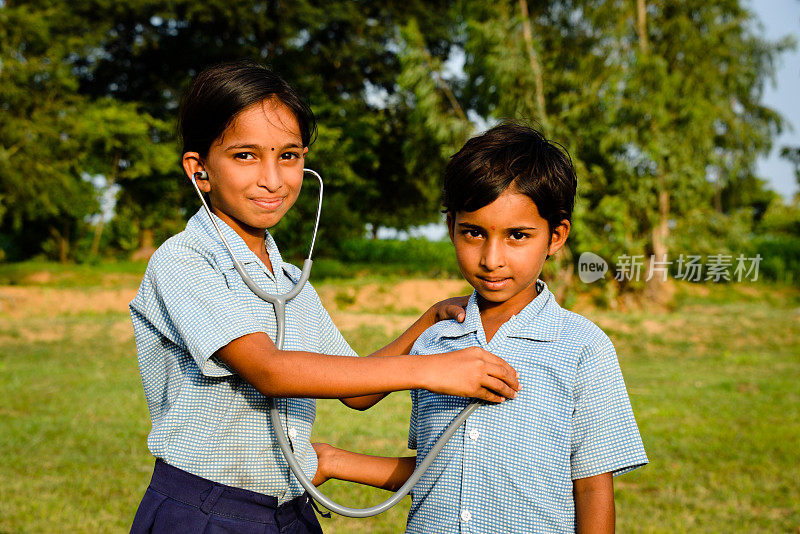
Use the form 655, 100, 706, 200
463, 229, 483, 239
510, 231, 529, 240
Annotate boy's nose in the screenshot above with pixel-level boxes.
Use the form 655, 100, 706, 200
480, 240, 505, 270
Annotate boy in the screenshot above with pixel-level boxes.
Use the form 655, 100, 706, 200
313, 123, 648, 533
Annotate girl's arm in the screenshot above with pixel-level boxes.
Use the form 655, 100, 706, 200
312, 443, 416, 492
573, 472, 615, 534
214, 330, 519, 402
340, 296, 469, 410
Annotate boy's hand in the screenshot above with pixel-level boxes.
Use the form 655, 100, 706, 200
422, 347, 520, 403
312, 442, 335, 486
431, 295, 469, 323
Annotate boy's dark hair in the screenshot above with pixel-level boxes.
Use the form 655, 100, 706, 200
443, 123, 577, 233
179, 59, 316, 157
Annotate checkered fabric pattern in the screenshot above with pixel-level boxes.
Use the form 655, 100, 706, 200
130, 208, 356, 504
407, 281, 648, 533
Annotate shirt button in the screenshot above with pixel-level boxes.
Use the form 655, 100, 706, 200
288, 427, 298, 439
461, 509, 472, 522
468, 429, 480, 441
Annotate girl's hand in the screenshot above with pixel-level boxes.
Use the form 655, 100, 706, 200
312, 442, 335, 486
422, 347, 520, 403
431, 296, 469, 323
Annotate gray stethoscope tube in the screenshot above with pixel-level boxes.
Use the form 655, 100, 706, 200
191, 168, 479, 517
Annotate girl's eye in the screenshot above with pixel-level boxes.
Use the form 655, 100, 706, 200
234, 152, 255, 160
280, 151, 302, 160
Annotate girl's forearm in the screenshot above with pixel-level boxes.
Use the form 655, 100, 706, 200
320, 445, 416, 491
216, 332, 427, 398
216, 331, 519, 401
341, 303, 444, 409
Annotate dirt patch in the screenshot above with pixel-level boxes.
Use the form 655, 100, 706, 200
318, 279, 472, 315
0, 286, 137, 319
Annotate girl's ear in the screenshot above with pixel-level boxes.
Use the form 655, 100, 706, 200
547, 220, 571, 256
182, 152, 210, 192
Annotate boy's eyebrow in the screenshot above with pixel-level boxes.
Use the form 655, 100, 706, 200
224, 142, 304, 151
457, 222, 539, 231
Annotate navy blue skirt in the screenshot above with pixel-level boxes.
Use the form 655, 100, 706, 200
130, 460, 324, 534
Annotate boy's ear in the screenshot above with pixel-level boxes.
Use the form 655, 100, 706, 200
547, 220, 571, 256
446, 212, 456, 243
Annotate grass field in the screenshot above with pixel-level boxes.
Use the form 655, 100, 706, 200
0, 262, 798, 533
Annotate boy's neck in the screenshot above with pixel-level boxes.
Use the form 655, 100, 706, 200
476, 284, 541, 343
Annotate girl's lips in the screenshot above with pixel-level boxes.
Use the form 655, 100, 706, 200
479, 277, 511, 290
251, 197, 285, 210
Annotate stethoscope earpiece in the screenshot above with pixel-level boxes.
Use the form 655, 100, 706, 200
193, 170, 208, 180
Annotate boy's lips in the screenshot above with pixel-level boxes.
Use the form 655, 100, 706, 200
478, 276, 511, 290
250, 197, 285, 210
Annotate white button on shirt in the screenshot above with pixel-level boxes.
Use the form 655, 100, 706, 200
288, 427, 298, 439
461, 509, 472, 522
468, 428, 480, 441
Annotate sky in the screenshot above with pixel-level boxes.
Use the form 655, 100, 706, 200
751, 0, 800, 201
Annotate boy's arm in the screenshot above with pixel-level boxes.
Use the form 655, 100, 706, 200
340, 296, 469, 410
312, 443, 416, 492
573, 472, 615, 534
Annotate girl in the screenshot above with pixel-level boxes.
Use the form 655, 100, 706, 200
128, 60, 520, 534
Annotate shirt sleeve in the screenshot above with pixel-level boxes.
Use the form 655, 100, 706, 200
408, 388, 419, 450
571, 336, 648, 479
406, 335, 429, 451
143, 243, 263, 377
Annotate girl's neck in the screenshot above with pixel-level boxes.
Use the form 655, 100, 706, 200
212, 207, 274, 273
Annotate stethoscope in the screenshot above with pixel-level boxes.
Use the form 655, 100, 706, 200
191, 168, 479, 517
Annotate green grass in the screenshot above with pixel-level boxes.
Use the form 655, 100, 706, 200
1, 263, 798, 532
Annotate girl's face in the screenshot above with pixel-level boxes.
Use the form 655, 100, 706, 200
184, 98, 308, 240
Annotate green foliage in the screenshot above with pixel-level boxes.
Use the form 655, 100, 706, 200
750, 234, 800, 285
335, 238, 459, 276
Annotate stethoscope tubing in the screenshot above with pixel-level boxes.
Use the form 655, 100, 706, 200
191, 168, 479, 517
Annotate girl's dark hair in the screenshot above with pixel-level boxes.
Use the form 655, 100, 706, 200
443, 123, 577, 233
179, 59, 316, 157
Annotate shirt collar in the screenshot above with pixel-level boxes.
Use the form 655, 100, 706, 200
187, 207, 292, 280
433, 280, 562, 343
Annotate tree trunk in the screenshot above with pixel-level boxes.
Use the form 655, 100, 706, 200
647, 179, 670, 302
89, 217, 105, 258
131, 228, 156, 261
518, 0, 548, 127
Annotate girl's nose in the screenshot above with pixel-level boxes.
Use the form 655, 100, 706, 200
480, 239, 505, 271
258, 161, 283, 192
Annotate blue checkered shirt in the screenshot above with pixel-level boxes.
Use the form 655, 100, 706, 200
407, 281, 648, 533
130, 208, 356, 503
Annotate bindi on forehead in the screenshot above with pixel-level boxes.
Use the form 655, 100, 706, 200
271, 147, 275, 151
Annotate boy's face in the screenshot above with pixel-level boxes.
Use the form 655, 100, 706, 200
448, 188, 570, 314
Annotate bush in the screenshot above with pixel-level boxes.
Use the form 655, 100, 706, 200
750, 234, 800, 285
334, 238, 459, 276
